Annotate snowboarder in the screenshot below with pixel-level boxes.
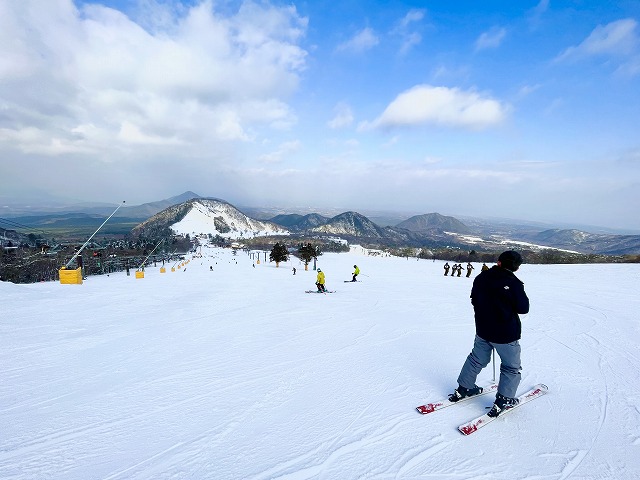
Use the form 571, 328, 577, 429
466, 263, 474, 278
316, 268, 326, 292
444, 263, 450, 276
449, 251, 530, 418
351, 265, 360, 282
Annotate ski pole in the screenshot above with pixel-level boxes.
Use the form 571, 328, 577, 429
492, 348, 496, 382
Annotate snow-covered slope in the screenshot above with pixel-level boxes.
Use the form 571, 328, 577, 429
1, 248, 639, 479
170, 199, 289, 239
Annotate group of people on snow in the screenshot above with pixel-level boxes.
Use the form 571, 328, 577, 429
443, 262, 477, 278
315, 264, 360, 292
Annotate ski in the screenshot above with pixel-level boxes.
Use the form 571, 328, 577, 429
305, 290, 336, 294
458, 383, 549, 435
416, 383, 498, 415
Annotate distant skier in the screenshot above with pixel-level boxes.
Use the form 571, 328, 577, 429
448, 251, 530, 418
315, 268, 326, 292
481, 263, 489, 272
444, 262, 450, 276
351, 265, 360, 282
293, 267, 296, 275
466, 263, 474, 278
451, 264, 460, 277
457, 264, 462, 277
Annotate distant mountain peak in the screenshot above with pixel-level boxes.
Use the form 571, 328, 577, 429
270, 213, 329, 231
168, 191, 202, 202
310, 211, 388, 238
396, 213, 470, 234
132, 198, 289, 239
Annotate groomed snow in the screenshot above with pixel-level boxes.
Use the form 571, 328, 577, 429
1, 245, 639, 479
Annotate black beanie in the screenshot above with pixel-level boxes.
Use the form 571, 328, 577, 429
498, 250, 523, 271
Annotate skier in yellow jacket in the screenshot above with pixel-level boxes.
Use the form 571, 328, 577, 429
316, 269, 326, 292
351, 265, 360, 282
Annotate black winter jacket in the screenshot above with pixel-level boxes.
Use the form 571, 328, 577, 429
470, 265, 529, 344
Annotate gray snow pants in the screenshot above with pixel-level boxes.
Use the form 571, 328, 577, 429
457, 334, 522, 398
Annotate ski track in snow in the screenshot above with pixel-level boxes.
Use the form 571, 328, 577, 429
1, 246, 640, 479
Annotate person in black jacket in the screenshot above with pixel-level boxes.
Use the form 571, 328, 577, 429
448, 250, 530, 417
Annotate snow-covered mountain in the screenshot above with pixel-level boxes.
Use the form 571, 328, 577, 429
132, 198, 289, 239
309, 211, 389, 238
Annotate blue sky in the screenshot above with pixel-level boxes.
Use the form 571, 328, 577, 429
1, 0, 639, 231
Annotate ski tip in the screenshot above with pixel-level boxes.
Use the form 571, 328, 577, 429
416, 403, 441, 414
459, 424, 478, 435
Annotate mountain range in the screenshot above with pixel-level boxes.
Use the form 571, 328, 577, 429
131, 196, 640, 255
3, 192, 640, 255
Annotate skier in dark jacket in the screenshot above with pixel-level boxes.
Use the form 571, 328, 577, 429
448, 250, 529, 417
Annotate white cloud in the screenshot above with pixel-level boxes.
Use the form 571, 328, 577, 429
258, 139, 301, 163
327, 103, 354, 129
527, 0, 549, 31
117, 121, 185, 145
337, 27, 379, 53
615, 55, 640, 76
382, 135, 400, 148
517, 84, 542, 98
398, 32, 422, 55
0, 0, 308, 155
475, 27, 507, 51
362, 84, 508, 130
393, 9, 426, 55
556, 18, 639, 61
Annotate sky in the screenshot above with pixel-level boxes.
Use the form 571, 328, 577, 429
1, 0, 640, 231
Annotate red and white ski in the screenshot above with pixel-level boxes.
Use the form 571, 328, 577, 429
416, 383, 498, 415
458, 383, 549, 435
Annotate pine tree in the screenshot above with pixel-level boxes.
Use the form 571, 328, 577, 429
269, 242, 289, 266
297, 243, 321, 269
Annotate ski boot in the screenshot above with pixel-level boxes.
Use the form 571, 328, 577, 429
448, 384, 483, 403
487, 393, 519, 417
